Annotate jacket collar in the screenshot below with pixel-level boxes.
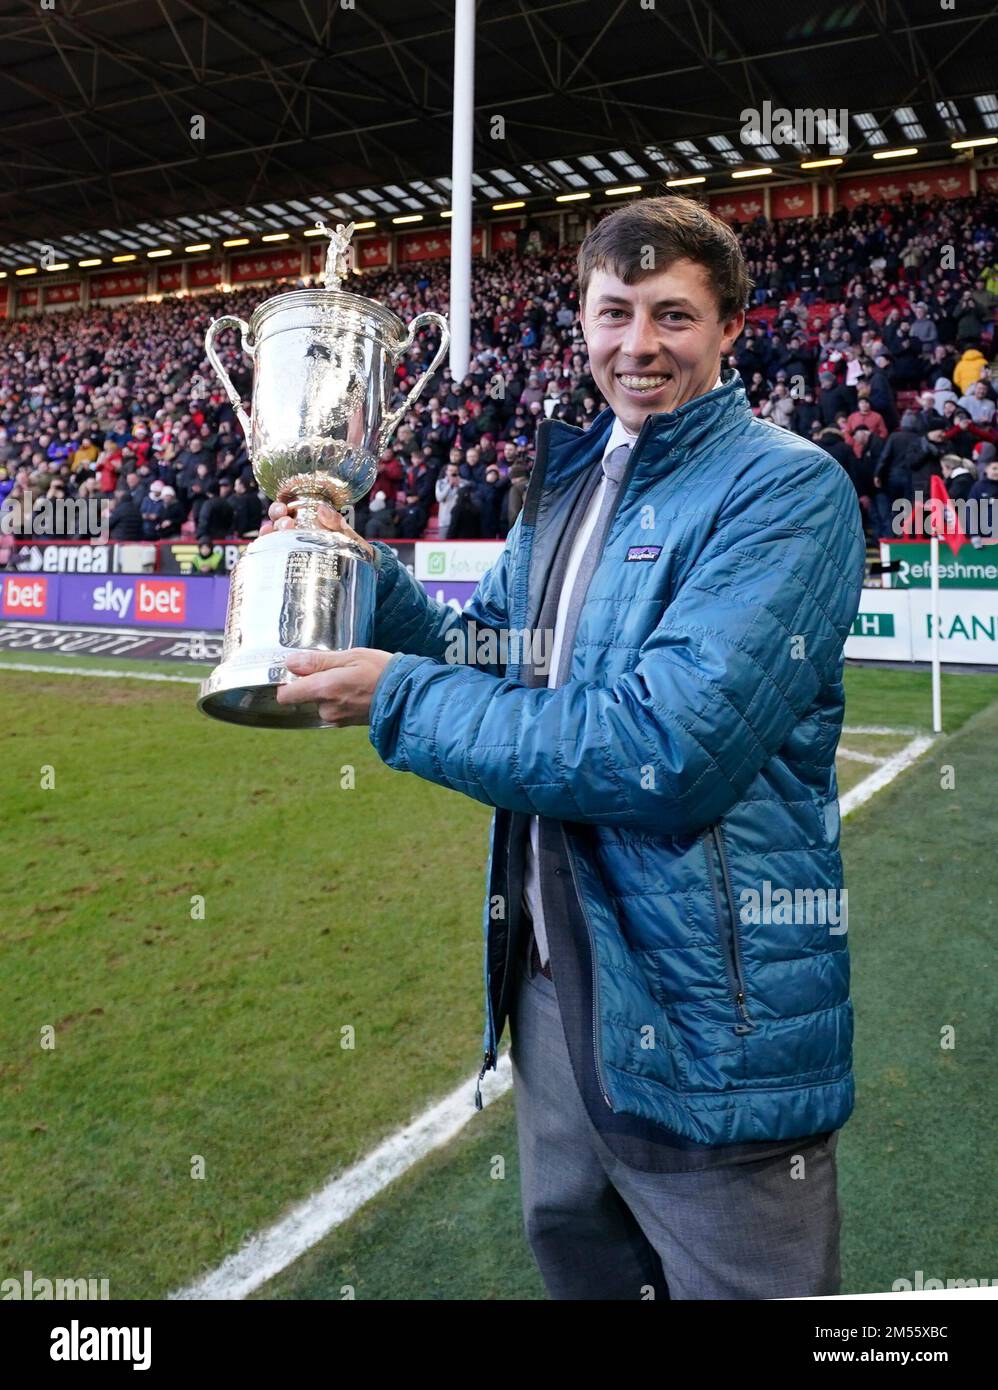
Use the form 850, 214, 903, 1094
538, 366, 751, 488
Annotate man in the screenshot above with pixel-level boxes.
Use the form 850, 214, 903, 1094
909, 302, 939, 355
929, 343, 959, 388
96, 444, 122, 497
970, 275, 998, 318
230, 476, 262, 537
845, 396, 887, 442
889, 322, 924, 390
866, 352, 900, 432
968, 457, 998, 542
459, 444, 487, 486
177, 436, 213, 503
265, 197, 865, 1299
503, 462, 530, 535
474, 464, 508, 537
500, 440, 522, 472
874, 409, 936, 537
140, 480, 165, 540
155, 485, 184, 539
364, 490, 398, 541
955, 298, 986, 353
71, 434, 99, 470
197, 479, 234, 541
973, 440, 997, 480
940, 452, 975, 505
758, 382, 795, 429
434, 461, 463, 538
396, 489, 428, 540
187, 461, 215, 529
932, 408, 998, 463
405, 450, 436, 510
910, 390, 946, 437
816, 424, 857, 487
791, 386, 821, 438
847, 423, 882, 501
817, 369, 852, 426
958, 380, 996, 427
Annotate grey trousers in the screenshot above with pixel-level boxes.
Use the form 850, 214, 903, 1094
508, 954, 843, 1300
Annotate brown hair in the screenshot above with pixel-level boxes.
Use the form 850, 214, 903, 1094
577, 195, 751, 321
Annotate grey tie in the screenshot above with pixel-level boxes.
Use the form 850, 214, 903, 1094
529, 440, 632, 965
553, 441, 632, 687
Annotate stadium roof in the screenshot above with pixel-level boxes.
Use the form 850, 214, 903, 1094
1, 0, 997, 271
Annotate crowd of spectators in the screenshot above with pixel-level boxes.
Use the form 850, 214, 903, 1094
735, 193, 998, 540
1, 189, 996, 556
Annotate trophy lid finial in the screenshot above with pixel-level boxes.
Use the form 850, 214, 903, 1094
315, 218, 356, 291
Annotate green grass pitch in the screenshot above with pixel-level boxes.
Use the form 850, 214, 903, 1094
1, 652, 995, 1298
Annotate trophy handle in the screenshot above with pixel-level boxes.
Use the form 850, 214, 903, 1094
377, 311, 450, 453
205, 315, 256, 438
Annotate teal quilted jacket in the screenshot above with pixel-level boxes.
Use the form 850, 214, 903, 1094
366, 371, 866, 1144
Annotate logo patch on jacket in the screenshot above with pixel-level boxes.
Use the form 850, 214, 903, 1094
625, 544, 662, 562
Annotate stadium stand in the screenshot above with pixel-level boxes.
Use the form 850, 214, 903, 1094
1, 191, 996, 554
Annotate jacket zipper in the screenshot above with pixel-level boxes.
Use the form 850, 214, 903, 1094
703, 824, 757, 1035
478, 417, 649, 1111
476, 979, 497, 1110
476, 903, 501, 1111
474, 1049, 494, 1111
476, 811, 518, 1110
564, 829, 613, 1108
478, 404, 744, 1102
476, 471, 542, 1113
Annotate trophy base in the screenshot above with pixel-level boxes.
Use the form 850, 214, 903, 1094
198, 657, 334, 729
197, 526, 376, 729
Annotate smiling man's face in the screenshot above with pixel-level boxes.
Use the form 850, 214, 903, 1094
581, 258, 745, 434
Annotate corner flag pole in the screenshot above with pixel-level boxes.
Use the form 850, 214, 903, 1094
930, 532, 942, 734
449, 0, 474, 382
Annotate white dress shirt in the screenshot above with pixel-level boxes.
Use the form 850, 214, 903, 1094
522, 379, 722, 965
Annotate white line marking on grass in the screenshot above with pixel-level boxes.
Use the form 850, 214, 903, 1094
839, 735, 936, 819
0, 661, 200, 684
172, 723, 936, 1300
171, 1052, 514, 1300
842, 724, 920, 736
836, 748, 886, 765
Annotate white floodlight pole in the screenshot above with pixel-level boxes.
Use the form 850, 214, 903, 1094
449, 0, 474, 383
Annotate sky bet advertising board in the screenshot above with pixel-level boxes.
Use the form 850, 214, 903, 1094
1, 573, 229, 629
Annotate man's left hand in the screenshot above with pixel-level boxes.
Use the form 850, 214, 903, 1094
276, 648, 396, 726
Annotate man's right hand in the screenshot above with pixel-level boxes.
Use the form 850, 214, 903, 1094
262, 500, 374, 562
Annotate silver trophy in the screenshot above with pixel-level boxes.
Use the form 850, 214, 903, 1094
197, 219, 449, 727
